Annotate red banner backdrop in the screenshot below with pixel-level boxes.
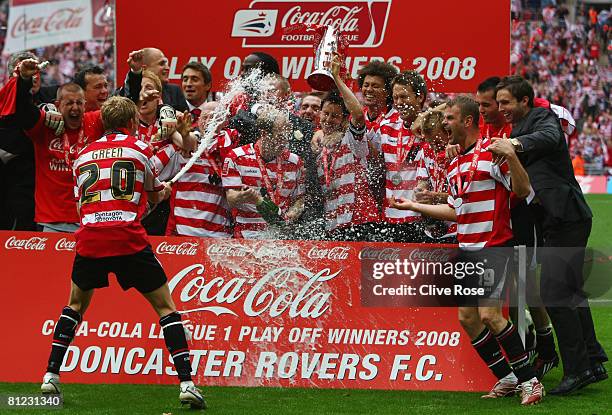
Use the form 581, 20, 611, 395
0, 231, 495, 391
576, 175, 608, 194
115, 0, 510, 92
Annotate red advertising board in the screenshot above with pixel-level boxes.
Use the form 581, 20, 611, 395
576, 175, 608, 194
0, 231, 496, 391
115, 0, 510, 92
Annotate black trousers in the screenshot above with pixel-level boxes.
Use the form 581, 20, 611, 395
539, 218, 607, 375
0, 156, 36, 231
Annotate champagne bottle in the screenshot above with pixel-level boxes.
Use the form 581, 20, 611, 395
256, 187, 284, 226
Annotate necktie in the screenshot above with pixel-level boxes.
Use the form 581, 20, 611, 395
191, 108, 202, 125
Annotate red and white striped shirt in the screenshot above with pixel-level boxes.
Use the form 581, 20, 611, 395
416, 142, 457, 239
222, 142, 304, 239
316, 129, 380, 231
138, 120, 171, 153
72, 132, 163, 258
372, 117, 424, 223
446, 139, 513, 249
152, 130, 237, 238
364, 107, 398, 156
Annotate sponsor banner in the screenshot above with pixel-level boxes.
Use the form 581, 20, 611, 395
608, 176, 612, 195
576, 175, 607, 194
0, 231, 495, 391
6, 0, 109, 54
4, 0, 93, 54
115, 0, 510, 92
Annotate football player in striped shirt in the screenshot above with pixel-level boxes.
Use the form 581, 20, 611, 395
477, 76, 559, 378
40, 97, 206, 409
370, 70, 428, 242
414, 108, 457, 243
390, 96, 544, 405
222, 108, 305, 239
152, 101, 237, 238
310, 54, 380, 240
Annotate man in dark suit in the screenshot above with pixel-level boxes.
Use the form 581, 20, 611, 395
116, 48, 188, 112
490, 75, 608, 395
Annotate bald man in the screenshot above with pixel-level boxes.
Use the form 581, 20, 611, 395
117, 48, 188, 112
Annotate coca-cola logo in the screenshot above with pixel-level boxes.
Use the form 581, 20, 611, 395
49, 137, 64, 152
232, 0, 392, 48
168, 264, 339, 318
11, 8, 86, 39
156, 241, 199, 256
359, 247, 401, 261
307, 246, 350, 261
207, 242, 299, 260
282, 5, 362, 32
5, 236, 47, 251
55, 237, 75, 251
407, 248, 453, 263
207, 243, 249, 257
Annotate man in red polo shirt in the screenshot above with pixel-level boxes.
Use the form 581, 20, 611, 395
7, 59, 105, 232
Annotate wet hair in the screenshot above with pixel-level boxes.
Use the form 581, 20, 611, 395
320, 89, 349, 118
250, 52, 280, 75
496, 75, 534, 107
421, 110, 445, 134
73, 65, 105, 90
271, 73, 291, 96
255, 107, 289, 136
357, 60, 399, 108
477, 76, 501, 94
391, 70, 428, 107
446, 95, 480, 128
182, 61, 212, 84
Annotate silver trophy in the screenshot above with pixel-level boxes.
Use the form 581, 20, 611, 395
307, 25, 344, 91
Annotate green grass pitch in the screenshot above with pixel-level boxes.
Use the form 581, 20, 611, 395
2, 195, 611, 414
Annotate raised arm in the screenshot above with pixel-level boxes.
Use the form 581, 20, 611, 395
9, 59, 44, 130
330, 54, 364, 129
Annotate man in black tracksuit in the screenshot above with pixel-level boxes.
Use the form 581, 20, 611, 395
495, 76, 608, 395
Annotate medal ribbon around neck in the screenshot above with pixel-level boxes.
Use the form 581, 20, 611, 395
254, 141, 286, 206
453, 138, 483, 199
62, 127, 86, 167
